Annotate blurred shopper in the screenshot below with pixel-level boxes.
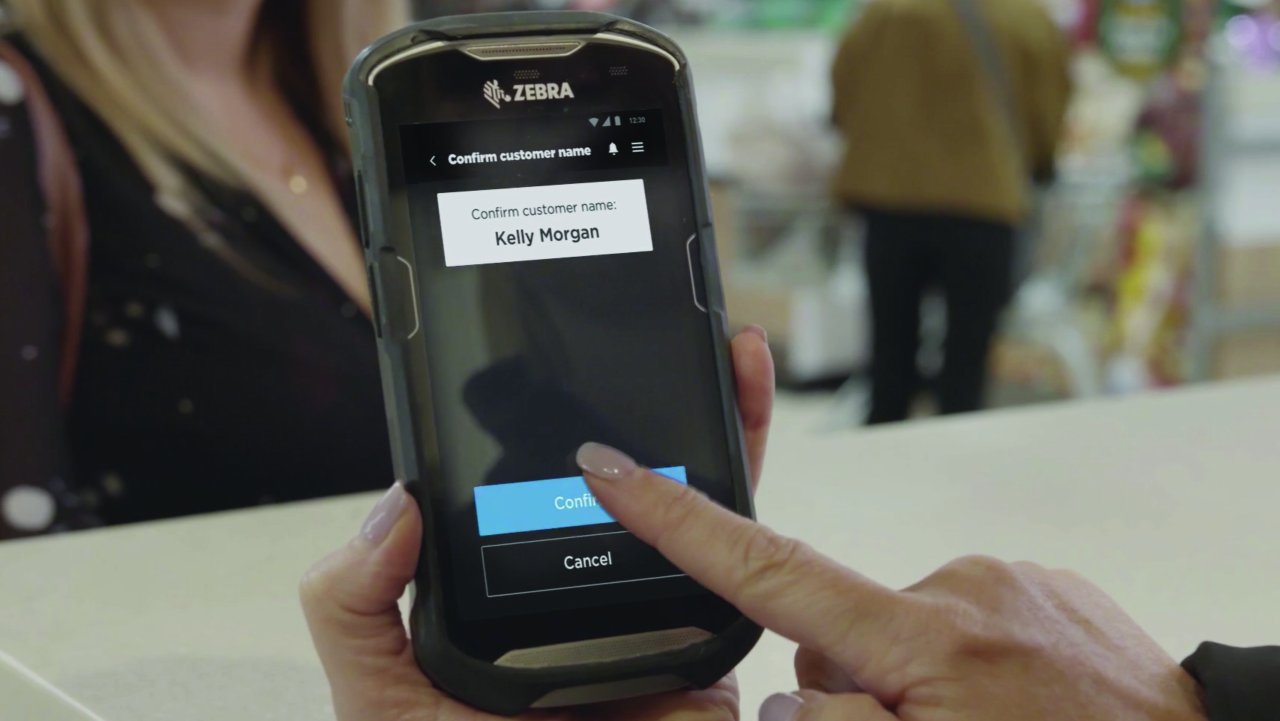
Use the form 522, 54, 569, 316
832, 0, 1071, 424
0, 0, 408, 539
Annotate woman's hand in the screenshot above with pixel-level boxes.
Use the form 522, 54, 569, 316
299, 328, 773, 721
574, 449, 1208, 721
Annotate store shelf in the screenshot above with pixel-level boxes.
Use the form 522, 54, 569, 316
1188, 44, 1280, 380
1206, 303, 1280, 334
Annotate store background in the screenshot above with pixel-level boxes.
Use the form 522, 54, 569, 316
5, 5, 1280, 716
419, 0, 1280, 427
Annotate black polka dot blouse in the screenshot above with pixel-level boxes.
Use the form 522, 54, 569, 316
0, 37, 393, 539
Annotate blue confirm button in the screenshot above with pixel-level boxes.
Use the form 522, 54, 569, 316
473, 466, 687, 537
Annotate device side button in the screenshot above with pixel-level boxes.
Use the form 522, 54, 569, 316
685, 233, 708, 313
377, 250, 421, 343
355, 172, 372, 249
366, 264, 383, 339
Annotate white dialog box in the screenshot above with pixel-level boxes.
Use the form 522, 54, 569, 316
436, 179, 654, 268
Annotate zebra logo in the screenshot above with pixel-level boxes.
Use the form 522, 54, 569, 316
483, 80, 511, 109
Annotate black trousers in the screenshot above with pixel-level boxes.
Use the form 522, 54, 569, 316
862, 209, 1016, 424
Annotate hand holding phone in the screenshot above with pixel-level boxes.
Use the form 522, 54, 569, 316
300, 329, 775, 721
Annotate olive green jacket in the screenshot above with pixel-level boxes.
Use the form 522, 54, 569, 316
831, 0, 1072, 224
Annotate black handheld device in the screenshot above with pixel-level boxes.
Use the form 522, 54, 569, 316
343, 12, 761, 714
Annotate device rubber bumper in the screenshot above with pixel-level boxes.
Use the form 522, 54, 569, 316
347, 9, 760, 716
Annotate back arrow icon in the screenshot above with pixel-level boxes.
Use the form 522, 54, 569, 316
430, 156, 436, 166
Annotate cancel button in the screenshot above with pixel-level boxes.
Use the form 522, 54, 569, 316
482, 532, 681, 597
565, 552, 612, 569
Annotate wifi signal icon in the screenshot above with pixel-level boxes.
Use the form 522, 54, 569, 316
589, 118, 599, 127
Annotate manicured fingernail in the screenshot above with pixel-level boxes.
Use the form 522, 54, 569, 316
360, 482, 409, 545
760, 693, 805, 721
744, 324, 769, 344
576, 443, 638, 481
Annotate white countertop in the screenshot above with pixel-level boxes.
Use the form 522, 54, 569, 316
3, 378, 1279, 720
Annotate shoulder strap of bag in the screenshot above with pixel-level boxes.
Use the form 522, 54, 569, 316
0, 39, 89, 406
946, 0, 1028, 172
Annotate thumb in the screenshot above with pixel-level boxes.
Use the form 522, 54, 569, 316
761, 692, 897, 721
300, 482, 432, 717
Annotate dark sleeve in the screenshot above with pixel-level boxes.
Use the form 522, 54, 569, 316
1183, 642, 1280, 721
0, 66, 88, 539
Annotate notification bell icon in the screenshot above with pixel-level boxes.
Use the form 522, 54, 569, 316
608, 142, 618, 155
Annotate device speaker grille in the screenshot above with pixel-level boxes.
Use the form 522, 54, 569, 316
494, 627, 712, 669
464, 42, 583, 61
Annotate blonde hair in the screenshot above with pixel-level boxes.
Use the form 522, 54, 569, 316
7, 0, 407, 234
